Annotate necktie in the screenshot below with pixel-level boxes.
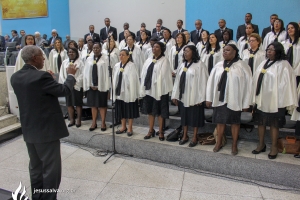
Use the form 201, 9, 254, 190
57, 52, 62, 72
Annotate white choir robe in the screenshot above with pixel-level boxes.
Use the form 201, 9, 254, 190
252, 60, 297, 113
14, 48, 49, 72
196, 41, 207, 57
83, 55, 110, 92
206, 60, 252, 111
102, 40, 120, 51
119, 40, 126, 51
171, 61, 208, 107
201, 49, 223, 73
145, 48, 153, 60
123, 44, 144, 77
291, 83, 300, 121
137, 41, 151, 61
81, 49, 94, 64
48, 49, 68, 73
242, 49, 266, 75
102, 48, 120, 69
282, 40, 300, 76
186, 41, 195, 46
219, 40, 237, 51
237, 36, 249, 58
59, 59, 84, 91
169, 45, 185, 73
83, 44, 88, 51
262, 31, 287, 50
112, 61, 140, 102
160, 38, 176, 60
140, 56, 173, 100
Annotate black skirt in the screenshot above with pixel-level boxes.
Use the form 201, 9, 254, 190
86, 89, 108, 107
253, 108, 286, 128
212, 104, 241, 124
115, 99, 140, 121
66, 88, 83, 106
179, 101, 205, 127
141, 94, 169, 118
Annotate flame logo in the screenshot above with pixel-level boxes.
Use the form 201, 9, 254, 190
12, 182, 28, 200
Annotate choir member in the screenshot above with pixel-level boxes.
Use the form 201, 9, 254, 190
83, 35, 92, 51
206, 44, 252, 155
48, 38, 68, 73
183, 31, 195, 46
78, 38, 84, 56
190, 19, 204, 45
151, 23, 163, 40
237, 23, 255, 58
119, 30, 131, 50
144, 38, 158, 60
214, 19, 234, 42
123, 35, 143, 77
196, 30, 209, 57
102, 35, 120, 69
83, 43, 110, 131
112, 50, 140, 136
15, 35, 49, 72
171, 45, 208, 147
160, 28, 175, 60
263, 19, 286, 50
67, 40, 78, 50
282, 22, 300, 84
59, 47, 84, 127
242, 33, 265, 74
169, 32, 186, 75
291, 80, 300, 145
140, 42, 173, 140
171, 20, 187, 39
236, 13, 259, 40
219, 30, 236, 50
201, 33, 223, 74
81, 39, 94, 64
137, 31, 151, 61
261, 14, 278, 41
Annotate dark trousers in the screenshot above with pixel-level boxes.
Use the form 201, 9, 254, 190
26, 140, 62, 200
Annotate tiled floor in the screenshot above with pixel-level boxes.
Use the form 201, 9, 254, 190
0, 136, 299, 200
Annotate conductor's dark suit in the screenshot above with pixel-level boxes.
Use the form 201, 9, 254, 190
84, 33, 100, 44
99, 26, 117, 43
214, 28, 233, 42
11, 64, 76, 200
236, 24, 259, 40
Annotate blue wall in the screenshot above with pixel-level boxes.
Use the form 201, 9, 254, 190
0, 0, 70, 40
186, 0, 300, 41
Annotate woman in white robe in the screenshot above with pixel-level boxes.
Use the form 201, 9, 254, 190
242, 33, 266, 75
172, 45, 208, 147
237, 23, 255, 58
81, 39, 94, 64
206, 44, 252, 155
83, 43, 110, 132
196, 30, 209, 58
160, 28, 176, 61
59, 47, 84, 127
252, 42, 297, 159
140, 42, 173, 140
15, 34, 49, 72
112, 49, 140, 136
123, 35, 143, 77
219, 30, 236, 51
263, 19, 286, 50
48, 38, 68, 73
169, 32, 186, 75
201, 33, 223, 74
102, 35, 120, 69
137, 31, 151, 61
118, 30, 131, 51
144, 38, 159, 60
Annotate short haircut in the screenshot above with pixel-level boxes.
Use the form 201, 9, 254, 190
178, 19, 183, 24
271, 14, 278, 18
141, 23, 146, 27
246, 13, 252, 17
11, 30, 17, 34
68, 47, 79, 61
153, 42, 165, 57
21, 45, 42, 63
219, 19, 226, 23
34, 31, 40, 35
249, 33, 262, 46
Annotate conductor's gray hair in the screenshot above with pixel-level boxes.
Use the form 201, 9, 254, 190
21, 45, 42, 63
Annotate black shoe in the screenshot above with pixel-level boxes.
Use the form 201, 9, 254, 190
101, 124, 107, 131
252, 145, 266, 154
127, 132, 133, 137
158, 132, 165, 141
294, 154, 300, 158
116, 128, 127, 134
89, 124, 97, 131
68, 123, 75, 127
268, 154, 277, 159
179, 138, 189, 145
144, 129, 156, 139
75, 124, 81, 128
188, 141, 197, 147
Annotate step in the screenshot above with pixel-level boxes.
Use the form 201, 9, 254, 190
63, 120, 300, 189
0, 123, 22, 144
0, 106, 9, 117
0, 114, 18, 129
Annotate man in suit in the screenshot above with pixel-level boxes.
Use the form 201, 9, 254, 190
236, 13, 259, 40
9, 30, 19, 42
84, 25, 100, 44
172, 19, 187, 39
119, 22, 135, 42
261, 14, 278, 41
136, 22, 151, 40
151, 23, 163, 40
11, 45, 77, 200
47, 29, 62, 47
190, 19, 204, 45
214, 19, 233, 42
99, 18, 117, 43
152, 19, 167, 34
0, 35, 5, 51
16, 30, 26, 49
63, 35, 71, 49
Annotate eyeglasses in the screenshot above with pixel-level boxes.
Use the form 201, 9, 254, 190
248, 39, 257, 43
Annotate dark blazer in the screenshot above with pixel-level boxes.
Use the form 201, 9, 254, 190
262, 26, 272, 41
11, 64, 76, 143
172, 29, 187, 39
47, 35, 62, 46
9, 36, 19, 43
136, 29, 152, 39
0, 36, 5, 49
151, 32, 163, 40
99, 26, 117, 43
152, 26, 167, 34
236, 24, 259, 40
214, 28, 233, 42
190, 29, 205, 45
119, 31, 136, 43
84, 33, 100, 44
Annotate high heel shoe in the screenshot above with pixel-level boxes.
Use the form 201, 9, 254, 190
268, 153, 277, 159
68, 123, 75, 127
158, 132, 165, 141
76, 124, 81, 128
213, 145, 223, 152
179, 138, 189, 145
101, 124, 107, 131
144, 129, 155, 139
89, 124, 97, 131
116, 128, 127, 134
252, 145, 266, 154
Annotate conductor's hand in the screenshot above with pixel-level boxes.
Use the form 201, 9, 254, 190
206, 101, 212, 108
67, 63, 77, 75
